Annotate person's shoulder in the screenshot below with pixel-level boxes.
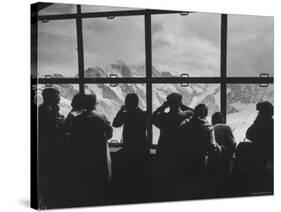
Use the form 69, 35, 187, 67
214, 123, 229, 129
179, 118, 191, 128
138, 108, 148, 116
197, 118, 213, 130
181, 109, 193, 118
38, 104, 52, 114
90, 111, 109, 122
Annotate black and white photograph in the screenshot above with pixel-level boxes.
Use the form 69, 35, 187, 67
30, 1, 274, 210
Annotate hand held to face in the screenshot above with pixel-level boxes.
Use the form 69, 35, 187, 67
121, 105, 126, 111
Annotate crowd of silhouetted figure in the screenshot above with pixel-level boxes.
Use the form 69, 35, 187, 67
36, 87, 273, 209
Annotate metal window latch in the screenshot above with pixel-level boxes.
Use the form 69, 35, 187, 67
181, 73, 189, 87
259, 73, 269, 87
109, 74, 118, 87
45, 75, 53, 87
107, 16, 115, 19
41, 19, 50, 23
180, 11, 189, 16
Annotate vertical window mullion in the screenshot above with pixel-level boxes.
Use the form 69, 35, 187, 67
145, 11, 153, 146
76, 5, 85, 94
221, 14, 227, 121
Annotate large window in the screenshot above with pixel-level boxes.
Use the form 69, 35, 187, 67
227, 15, 274, 77
33, 3, 274, 147
152, 13, 221, 77
83, 16, 146, 78
38, 19, 78, 78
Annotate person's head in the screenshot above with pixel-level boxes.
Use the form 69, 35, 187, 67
84, 94, 97, 112
71, 93, 85, 111
166, 93, 183, 111
194, 104, 208, 119
42, 88, 60, 107
256, 101, 273, 117
211, 112, 225, 125
125, 93, 139, 111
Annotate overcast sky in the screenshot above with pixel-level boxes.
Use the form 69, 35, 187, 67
37, 3, 273, 78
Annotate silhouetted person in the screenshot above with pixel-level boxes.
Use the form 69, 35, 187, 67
233, 101, 273, 194
246, 101, 273, 167
64, 93, 86, 136
112, 93, 149, 201
152, 93, 193, 198
210, 112, 236, 175
38, 87, 64, 208
172, 104, 221, 197
113, 93, 149, 163
177, 104, 220, 178
69, 94, 113, 206
152, 93, 193, 159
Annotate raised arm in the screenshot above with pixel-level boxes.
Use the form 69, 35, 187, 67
152, 102, 168, 129
112, 106, 126, 128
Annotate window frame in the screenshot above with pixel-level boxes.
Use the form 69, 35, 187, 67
31, 3, 274, 148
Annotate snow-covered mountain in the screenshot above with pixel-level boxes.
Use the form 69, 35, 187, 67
36, 61, 273, 144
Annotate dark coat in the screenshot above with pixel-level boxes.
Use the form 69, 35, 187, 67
177, 116, 220, 175
69, 110, 113, 204
152, 108, 192, 159
38, 103, 65, 207
113, 108, 149, 157
246, 114, 273, 164
38, 103, 64, 178
213, 124, 236, 172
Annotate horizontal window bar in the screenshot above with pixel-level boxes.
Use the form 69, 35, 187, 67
37, 9, 182, 21
226, 77, 273, 83
38, 13, 77, 20
34, 77, 273, 84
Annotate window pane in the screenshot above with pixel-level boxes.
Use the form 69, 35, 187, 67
227, 15, 274, 77
227, 84, 273, 143
85, 84, 146, 142
38, 3, 77, 15
83, 16, 145, 78
38, 20, 78, 78
36, 84, 79, 117
152, 13, 220, 77
81, 5, 138, 13
152, 84, 220, 144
